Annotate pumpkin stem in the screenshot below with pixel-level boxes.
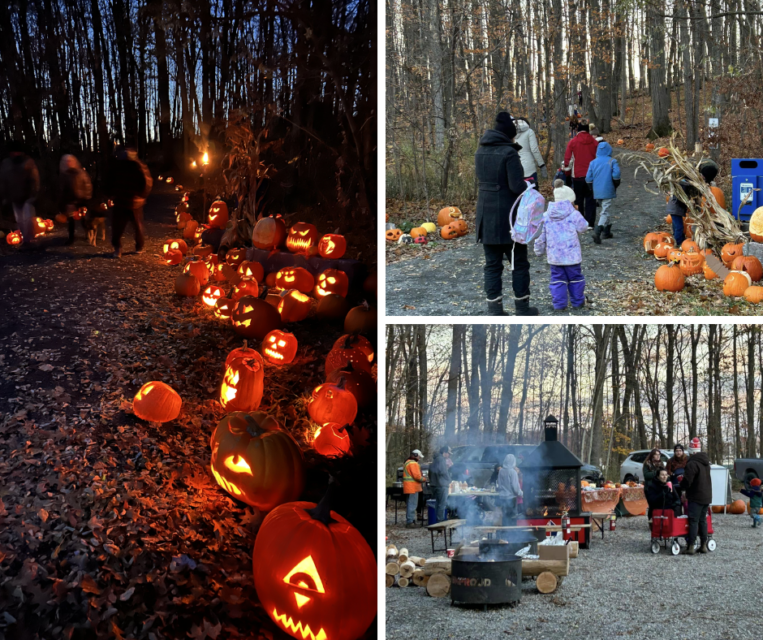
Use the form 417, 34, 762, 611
259, 285, 269, 300
334, 376, 348, 391
343, 334, 356, 349
307, 477, 338, 526
242, 340, 248, 351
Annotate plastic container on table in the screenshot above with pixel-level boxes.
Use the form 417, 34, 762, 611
427, 499, 438, 525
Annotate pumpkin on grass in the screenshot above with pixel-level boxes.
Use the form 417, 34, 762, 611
721, 242, 744, 267
744, 286, 763, 303
308, 379, 358, 426
723, 271, 752, 297
326, 363, 375, 409
183, 258, 210, 286
437, 206, 462, 227
210, 411, 304, 510
655, 263, 685, 292
313, 424, 351, 458
385, 229, 402, 242
679, 250, 705, 277
133, 381, 182, 423
731, 255, 763, 282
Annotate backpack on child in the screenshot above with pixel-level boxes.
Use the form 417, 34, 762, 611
510, 181, 546, 246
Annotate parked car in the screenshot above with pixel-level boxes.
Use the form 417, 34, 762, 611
620, 449, 673, 483
733, 458, 763, 483
396, 444, 603, 488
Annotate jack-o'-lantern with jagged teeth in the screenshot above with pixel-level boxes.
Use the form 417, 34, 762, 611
286, 222, 319, 254
262, 329, 298, 364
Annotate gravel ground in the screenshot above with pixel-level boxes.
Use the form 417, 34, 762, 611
385, 498, 763, 640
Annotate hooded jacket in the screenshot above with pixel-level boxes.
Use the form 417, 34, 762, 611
514, 120, 545, 177
680, 452, 713, 504
474, 129, 527, 244
429, 452, 451, 488
645, 479, 682, 512
563, 131, 599, 178
585, 142, 621, 199
0, 153, 40, 208
497, 454, 522, 499
534, 200, 589, 266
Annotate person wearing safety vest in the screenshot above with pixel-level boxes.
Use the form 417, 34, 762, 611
403, 449, 425, 528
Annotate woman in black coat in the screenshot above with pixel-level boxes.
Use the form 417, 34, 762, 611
646, 468, 683, 517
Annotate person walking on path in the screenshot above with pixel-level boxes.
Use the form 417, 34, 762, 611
0, 142, 40, 247
497, 454, 523, 530
680, 437, 712, 555
585, 141, 621, 244
563, 122, 599, 228
403, 449, 425, 528
475, 112, 538, 317
105, 144, 152, 258
514, 118, 547, 186
429, 446, 452, 523
58, 154, 93, 245
665, 159, 719, 246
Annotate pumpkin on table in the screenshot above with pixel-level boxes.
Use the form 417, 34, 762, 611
437, 206, 462, 227
221, 343, 265, 412
208, 200, 229, 229
314, 269, 349, 299
318, 234, 346, 259
232, 294, 283, 339
252, 215, 287, 250
262, 329, 298, 365
313, 424, 351, 458
133, 381, 182, 423
175, 273, 201, 297
308, 379, 358, 426
276, 267, 314, 293
286, 222, 319, 254
210, 411, 304, 510
278, 289, 313, 323
252, 483, 376, 640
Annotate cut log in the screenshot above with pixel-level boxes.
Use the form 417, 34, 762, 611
536, 571, 558, 594
397, 577, 410, 588
397, 548, 409, 563
426, 573, 451, 598
412, 570, 429, 587
568, 541, 579, 558
385, 562, 400, 576
408, 555, 426, 566
399, 560, 416, 578
386, 544, 398, 555
521, 558, 569, 577
422, 560, 452, 576
386, 574, 395, 588
423, 557, 451, 569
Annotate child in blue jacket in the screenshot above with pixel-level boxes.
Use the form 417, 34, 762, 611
585, 141, 621, 244
742, 478, 763, 528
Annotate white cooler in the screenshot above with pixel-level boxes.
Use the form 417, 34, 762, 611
709, 464, 731, 506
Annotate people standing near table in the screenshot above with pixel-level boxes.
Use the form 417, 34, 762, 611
429, 446, 452, 523
514, 118, 547, 186
0, 142, 40, 247
563, 122, 599, 228
403, 449, 425, 529
680, 437, 712, 555
497, 454, 523, 529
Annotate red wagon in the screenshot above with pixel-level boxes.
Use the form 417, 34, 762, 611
650, 509, 716, 555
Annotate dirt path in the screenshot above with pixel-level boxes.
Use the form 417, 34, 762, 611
386, 151, 668, 317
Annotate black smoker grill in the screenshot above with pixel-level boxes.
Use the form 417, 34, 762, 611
451, 546, 522, 608
519, 423, 583, 517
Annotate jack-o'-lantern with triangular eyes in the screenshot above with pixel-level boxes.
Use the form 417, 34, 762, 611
262, 329, 298, 364
238, 260, 265, 282
278, 290, 312, 323
318, 234, 346, 259
214, 297, 234, 321
226, 247, 248, 267
276, 267, 314, 293
210, 410, 304, 510
220, 342, 264, 412
202, 284, 225, 307
207, 200, 229, 229
385, 228, 402, 242
286, 222, 319, 254
314, 269, 349, 299
252, 484, 376, 640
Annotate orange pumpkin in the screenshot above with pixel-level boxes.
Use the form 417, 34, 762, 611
313, 423, 351, 458
703, 186, 726, 213
617, 139, 624, 146
220, 345, 264, 412
437, 206, 462, 227
208, 200, 229, 228
332, 334, 374, 364
277, 289, 313, 323
440, 223, 459, 240
679, 250, 705, 276
262, 329, 298, 364
314, 269, 350, 298
177, 210, 192, 229
286, 222, 319, 254
308, 379, 358, 426
703, 262, 719, 280
728, 499, 747, 515
385, 229, 402, 242
344, 302, 376, 335
232, 294, 283, 339
318, 234, 347, 259
744, 286, 763, 303
133, 381, 182, 423
657, 147, 670, 157
644, 232, 668, 254
721, 242, 744, 266
653, 241, 674, 261
252, 215, 287, 250
193, 244, 214, 258
452, 219, 468, 236
655, 263, 685, 292
711, 505, 725, 514
409, 227, 428, 239
184, 258, 210, 286
165, 249, 183, 266
731, 255, 763, 282
238, 260, 265, 282
646, 143, 655, 152
275, 267, 314, 293
723, 271, 753, 297
667, 248, 684, 263
325, 335, 374, 376
163, 239, 188, 256
182, 219, 199, 240
226, 247, 248, 267
175, 273, 201, 297
231, 278, 259, 301
202, 284, 225, 307
214, 297, 234, 320
680, 240, 699, 253
326, 363, 376, 409
212, 261, 228, 283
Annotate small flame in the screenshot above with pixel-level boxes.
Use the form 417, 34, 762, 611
202, 152, 209, 165
543, 507, 548, 517
191, 160, 197, 168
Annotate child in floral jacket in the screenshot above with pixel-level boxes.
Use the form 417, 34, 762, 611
534, 181, 589, 310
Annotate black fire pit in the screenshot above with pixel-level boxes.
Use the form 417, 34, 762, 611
451, 550, 522, 608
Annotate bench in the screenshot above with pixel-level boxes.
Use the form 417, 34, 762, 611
427, 519, 466, 553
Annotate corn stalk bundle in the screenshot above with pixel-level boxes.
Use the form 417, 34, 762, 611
626, 136, 744, 251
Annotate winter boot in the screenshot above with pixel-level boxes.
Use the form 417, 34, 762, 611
487, 298, 508, 316
593, 226, 603, 244
698, 541, 709, 553
602, 224, 614, 239
514, 297, 539, 316
683, 544, 696, 555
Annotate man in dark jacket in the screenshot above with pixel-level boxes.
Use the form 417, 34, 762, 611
563, 122, 599, 227
105, 144, 152, 258
0, 143, 40, 246
475, 112, 538, 316
429, 446, 452, 522
680, 437, 712, 555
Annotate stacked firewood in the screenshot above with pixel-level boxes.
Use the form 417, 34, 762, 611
385, 545, 451, 596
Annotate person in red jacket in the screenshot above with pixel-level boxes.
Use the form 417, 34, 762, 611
563, 122, 599, 227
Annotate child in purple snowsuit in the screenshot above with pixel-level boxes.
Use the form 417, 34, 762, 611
534, 182, 589, 310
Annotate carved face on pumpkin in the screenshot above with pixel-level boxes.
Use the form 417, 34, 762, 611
6, 231, 22, 246
385, 229, 402, 242
276, 267, 315, 293
262, 329, 298, 364
163, 239, 187, 256
208, 200, 229, 229
202, 284, 225, 307
286, 222, 319, 254
238, 260, 264, 282
318, 234, 347, 259
314, 270, 349, 298
214, 297, 233, 320
278, 290, 312, 323
220, 348, 264, 412
226, 248, 247, 267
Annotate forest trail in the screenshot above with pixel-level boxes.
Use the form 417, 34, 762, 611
386, 151, 668, 317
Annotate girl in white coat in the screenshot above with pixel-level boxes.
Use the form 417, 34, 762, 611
514, 118, 547, 185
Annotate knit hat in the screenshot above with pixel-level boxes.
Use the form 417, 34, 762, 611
699, 159, 719, 184
674, 443, 684, 453
577, 121, 589, 133
752, 478, 762, 487
494, 112, 517, 140
689, 437, 702, 454
554, 178, 564, 189
554, 185, 577, 204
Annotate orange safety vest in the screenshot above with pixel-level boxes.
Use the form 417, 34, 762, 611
403, 459, 423, 494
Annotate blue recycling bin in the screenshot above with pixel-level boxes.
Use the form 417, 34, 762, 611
426, 499, 438, 525
731, 159, 763, 221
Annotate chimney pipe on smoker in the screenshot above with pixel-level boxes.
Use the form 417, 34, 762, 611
544, 415, 559, 442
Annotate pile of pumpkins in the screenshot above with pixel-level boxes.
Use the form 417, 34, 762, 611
385, 206, 468, 245
5, 217, 55, 245
712, 499, 762, 515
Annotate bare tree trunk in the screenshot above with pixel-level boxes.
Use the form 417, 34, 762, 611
497, 325, 522, 436
748, 326, 757, 457
646, 2, 671, 138
734, 325, 741, 458
445, 325, 465, 441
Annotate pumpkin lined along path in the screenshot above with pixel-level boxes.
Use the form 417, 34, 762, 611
0, 181, 377, 640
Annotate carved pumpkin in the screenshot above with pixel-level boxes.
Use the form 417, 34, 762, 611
308, 379, 358, 426
231, 278, 260, 301
410, 227, 427, 239
332, 334, 374, 363
184, 258, 210, 286
208, 200, 229, 229
667, 248, 683, 263
617, 139, 624, 145
133, 381, 182, 423
750, 207, 763, 243
721, 242, 744, 266
31, 217, 46, 237
313, 424, 351, 458
326, 363, 375, 409
182, 219, 199, 240
440, 223, 459, 240
221, 342, 264, 411
166, 176, 174, 184
43, 219, 54, 231
385, 229, 402, 242
177, 210, 192, 229
703, 263, 719, 280
238, 260, 265, 282
680, 240, 699, 253
653, 240, 674, 261
193, 224, 205, 244
724, 271, 752, 297
175, 273, 201, 297
644, 232, 669, 255
286, 222, 319, 254
202, 284, 225, 307
452, 219, 468, 236
316, 294, 351, 321
6, 230, 22, 246
232, 294, 283, 339
314, 269, 349, 299
163, 239, 188, 256
262, 329, 298, 365
226, 247, 248, 267
437, 206, 462, 227
344, 302, 376, 335
278, 290, 313, 323
165, 249, 183, 266
212, 261, 228, 282
175, 184, 184, 191
252, 215, 287, 250
193, 244, 214, 258
679, 250, 705, 277
744, 286, 763, 303
72, 207, 86, 221
252, 485, 376, 640
318, 234, 347, 259
214, 297, 234, 320
655, 263, 685, 292
325, 335, 374, 376
276, 267, 315, 293
731, 255, 763, 282
210, 411, 304, 510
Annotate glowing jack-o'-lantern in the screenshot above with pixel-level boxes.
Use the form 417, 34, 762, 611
210, 411, 305, 510
252, 484, 376, 640
286, 222, 319, 254
238, 260, 265, 282
72, 207, 86, 221
231, 294, 283, 339
314, 269, 349, 299
313, 423, 351, 458
163, 239, 188, 256
166, 176, 174, 184
43, 219, 54, 231
226, 247, 247, 267
32, 217, 47, 237
208, 200, 229, 229
231, 277, 260, 301
278, 289, 312, 323
308, 379, 358, 426
184, 258, 210, 286
165, 249, 183, 266
252, 215, 287, 250
220, 344, 264, 411
202, 284, 225, 307
325, 334, 374, 375
6, 231, 22, 246
262, 329, 298, 364
276, 267, 314, 293
212, 261, 228, 282
133, 381, 182, 423
215, 297, 233, 320
318, 234, 346, 259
